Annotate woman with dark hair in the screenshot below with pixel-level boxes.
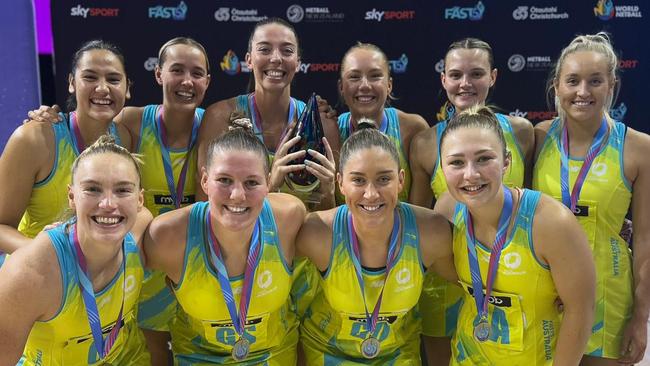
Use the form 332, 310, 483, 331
23, 37, 212, 364
0, 40, 132, 257
197, 18, 339, 211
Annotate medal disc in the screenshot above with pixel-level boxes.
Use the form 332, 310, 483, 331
474, 320, 491, 342
360, 337, 381, 359
232, 337, 250, 361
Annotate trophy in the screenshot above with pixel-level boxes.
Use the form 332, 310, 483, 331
284, 93, 326, 204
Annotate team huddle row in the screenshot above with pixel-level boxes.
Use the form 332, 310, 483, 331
0, 17, 649, 366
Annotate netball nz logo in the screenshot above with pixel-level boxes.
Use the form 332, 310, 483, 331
144, 57, 158, 71
287, 5, 304, 23
445, 1, 485, 20
508, 54, 526, 72
594, 0, 616, 20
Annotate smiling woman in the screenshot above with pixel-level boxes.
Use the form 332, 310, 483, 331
0, 40, 133, 258
408, 38, 534, 365
197, 18, 340, 211
18, 38, 213, 364
435, 105, 595, 365
296, 127, 457, 365
0, 135, 152, 365
143, 121, 306, 365
533, 33, 650, 365
336, 42, 429, 203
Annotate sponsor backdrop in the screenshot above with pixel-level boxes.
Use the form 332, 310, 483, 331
50, 0, 646, 133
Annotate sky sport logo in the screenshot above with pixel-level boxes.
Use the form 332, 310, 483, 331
444, 1, 485, 20
70, 4, 119, 18
364, 8, 416, 22
594, 0, 642, 20
512, 6, 569, 20
148, 1, 187, 20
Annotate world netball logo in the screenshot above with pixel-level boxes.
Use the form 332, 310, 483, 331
220, 50, 241, 75
594, 0, 616, 20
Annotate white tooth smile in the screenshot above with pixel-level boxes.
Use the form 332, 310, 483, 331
463, 185, 484, 192
265, 70, 284, 78
176, 91, 193, 98
356, 96, 375, 103
573, 101, 591, 106
94, 216, 120, 225
225, 205, 247, 213
91, 99, 111, 105
361, 204, 381, 211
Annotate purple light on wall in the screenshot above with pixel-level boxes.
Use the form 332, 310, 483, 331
33, 0, 53, 54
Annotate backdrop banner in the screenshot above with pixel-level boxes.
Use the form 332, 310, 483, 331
49, 0, 646, 133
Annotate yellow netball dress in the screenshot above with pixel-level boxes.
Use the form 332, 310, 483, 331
300, 203, 424, 365
18, 113, 122, 238
19, 223, 148, 365
533, 119, 632, 358
135, 104, 203, 332
170, 200, 298, 365
235, 94, 321, 324
452, 189, 561, 365
337, 108, 411, 203
421, 113, 526, 338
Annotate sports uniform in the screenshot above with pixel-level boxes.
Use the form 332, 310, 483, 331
533, 119, 632, 358
170, 200, 298, 365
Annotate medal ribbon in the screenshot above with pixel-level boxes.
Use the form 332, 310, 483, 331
248, 93, 296, 153
155, 105, 201, 208
69, 223, 126, 360
464, 186, 513, 320
559, 118, 608, 212
69, 111, 120, 154
205, 208, 261, 338
347, 209, 400, 334
69, 112, 86, 153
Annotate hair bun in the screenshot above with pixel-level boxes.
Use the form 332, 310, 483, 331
357, 117, 378, 130
228, 113, 254, 133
